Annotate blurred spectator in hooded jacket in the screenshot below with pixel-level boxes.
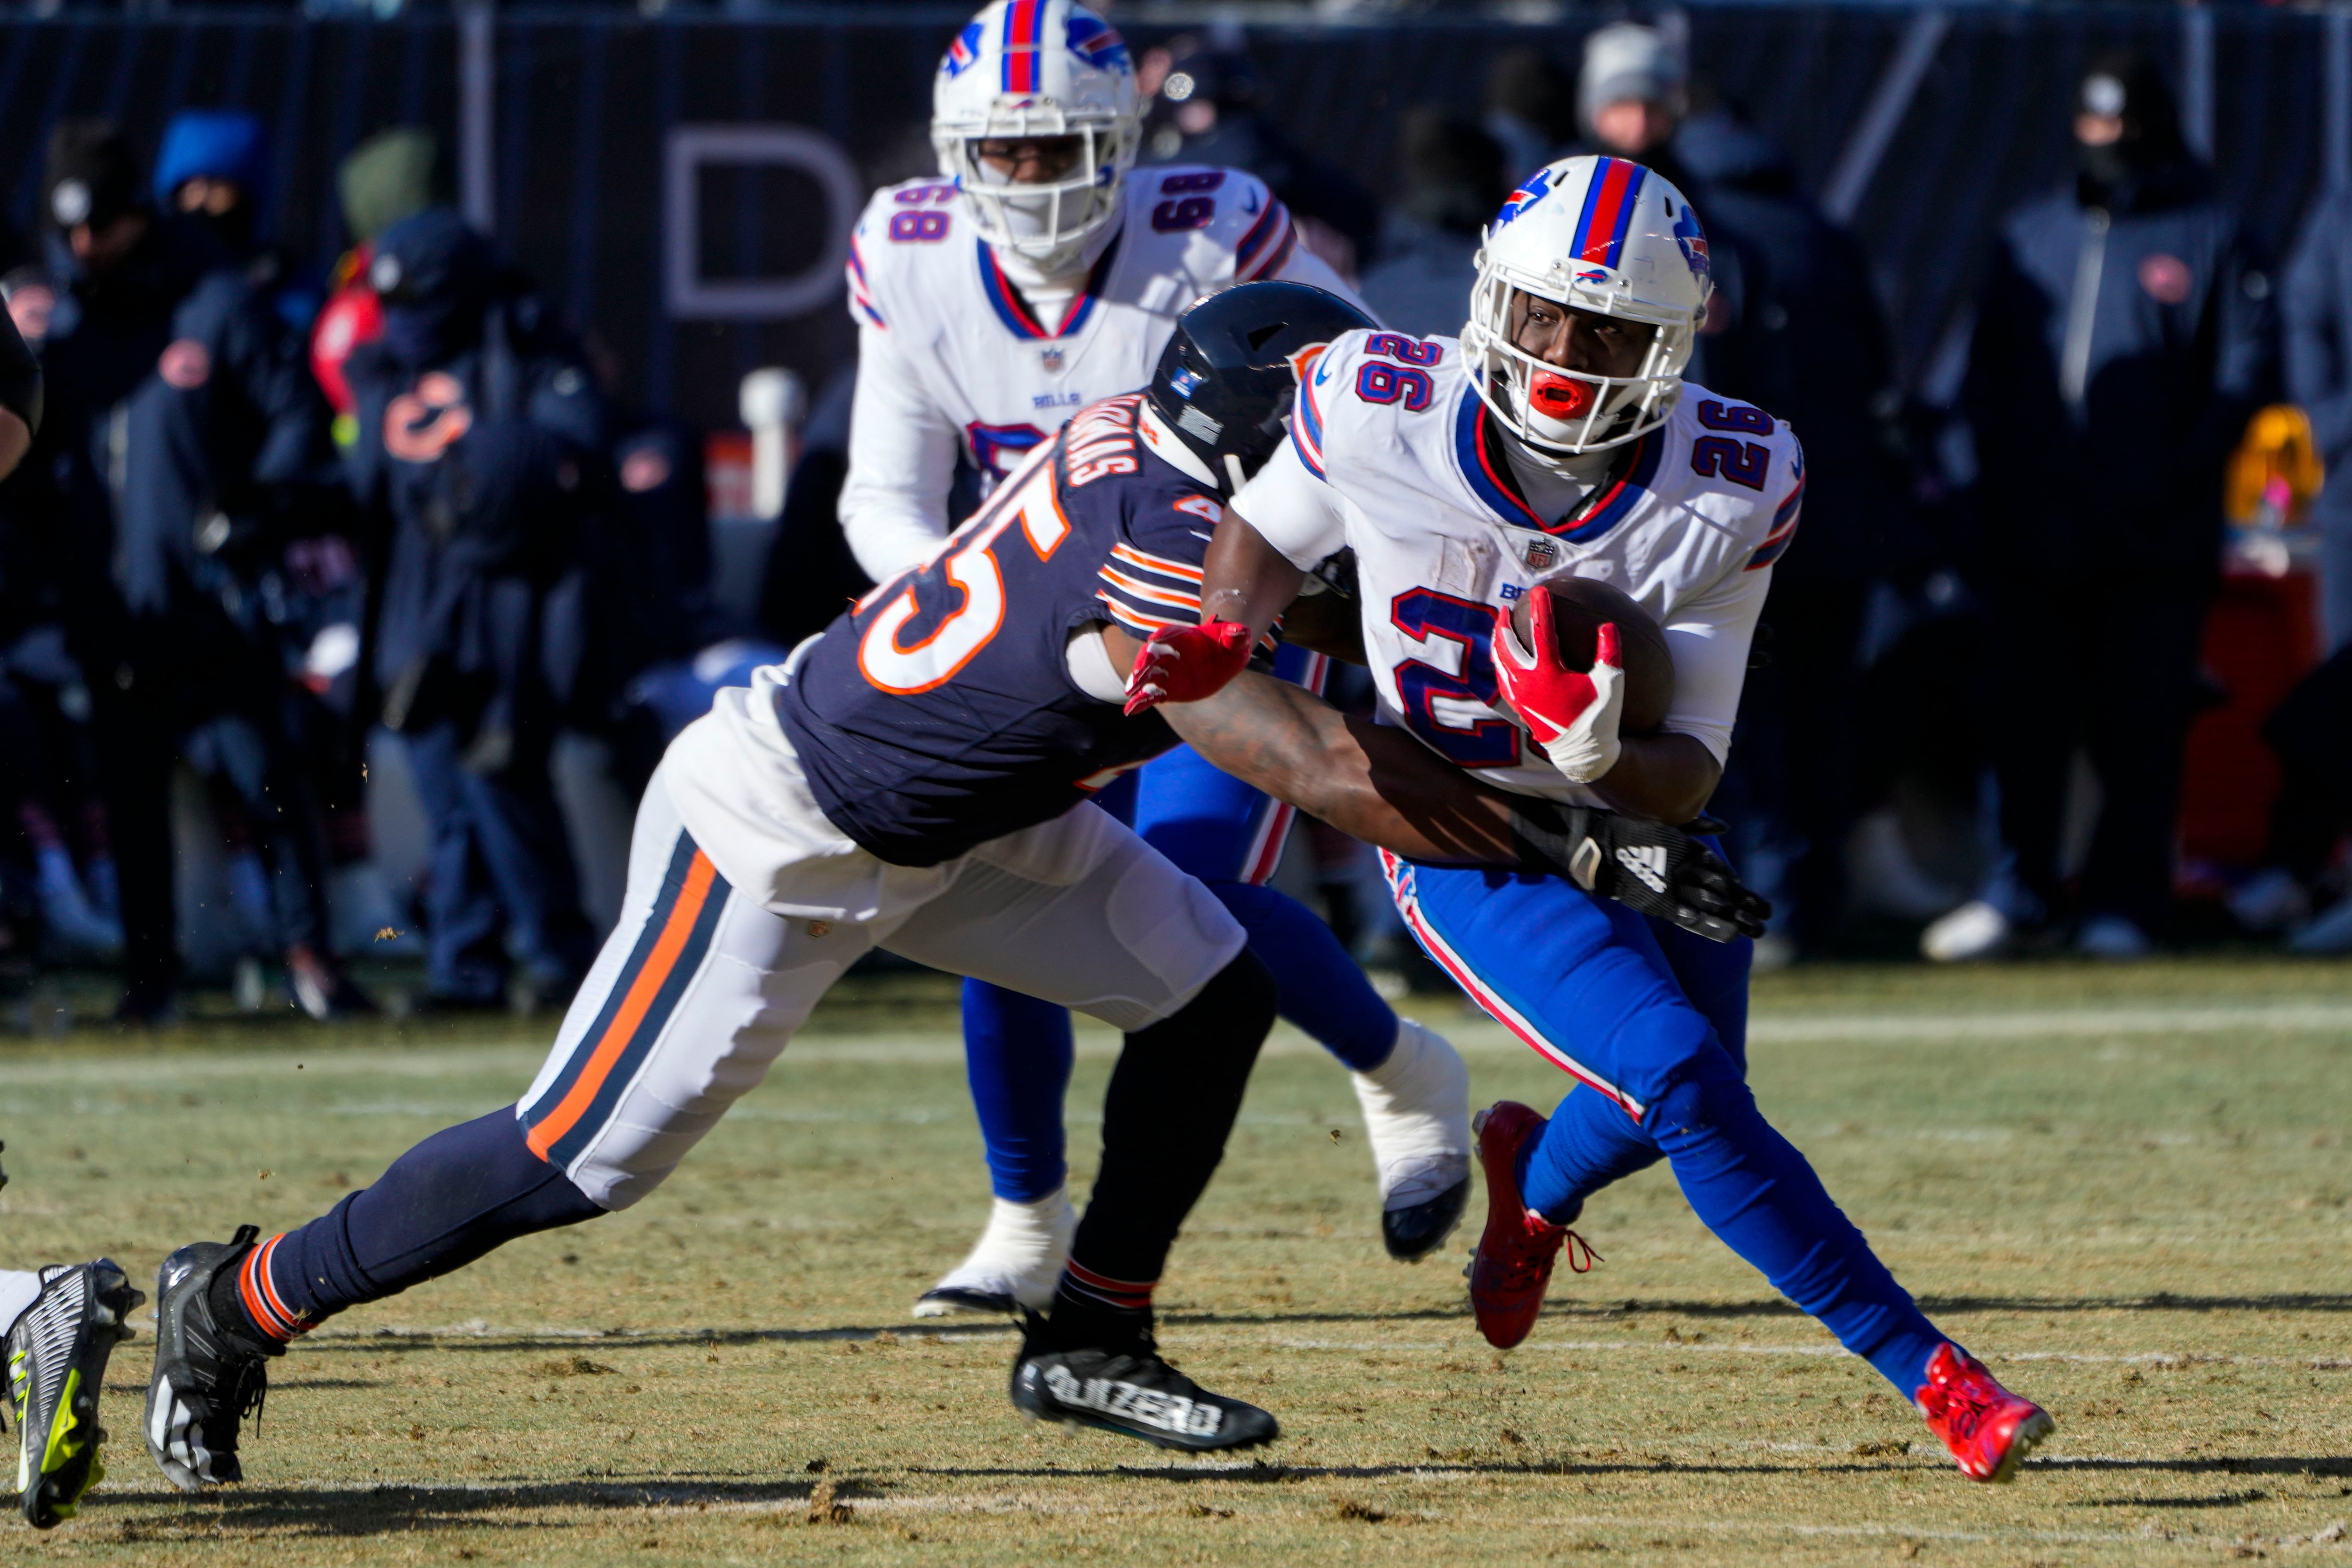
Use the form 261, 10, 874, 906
1576, 23, 1700, 196
1571, 25, 1748, 383
9, 119, 342, 1021
1925, 55, 2276, 963
344, 208, 601, 1010
1677, 108, 1910, 959
1138, 31, 1381, 282
1355, 110, 1505, 340
117, 109, 373, 1018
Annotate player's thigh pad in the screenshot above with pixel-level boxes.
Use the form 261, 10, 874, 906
883, 806, 1246, 1034
517, 765, 870, 1209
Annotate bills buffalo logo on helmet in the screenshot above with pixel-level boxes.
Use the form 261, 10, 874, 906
1494, 167, 1555, 228
1065, 12, 1129, 70
943, 20, 984, 77
1672, 204, 1710, 284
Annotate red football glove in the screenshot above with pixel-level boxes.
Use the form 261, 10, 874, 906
1123, 620, 1255, 715
1491, 592, 1625, 783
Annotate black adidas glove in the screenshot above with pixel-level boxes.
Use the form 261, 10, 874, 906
1508, 802, 1771, 944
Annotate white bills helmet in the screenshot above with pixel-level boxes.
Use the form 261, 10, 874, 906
1464, 155, 1713, 454
932, 0, 1140, 274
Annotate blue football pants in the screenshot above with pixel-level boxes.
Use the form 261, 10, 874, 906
1383, 852, 1954, 1400
962, 646, 1399, 1204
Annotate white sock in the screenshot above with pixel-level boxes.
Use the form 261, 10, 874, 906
0, 1267, 42, 1341
1352, 1019, 1473, 1210
934, 1188, 1076, 1310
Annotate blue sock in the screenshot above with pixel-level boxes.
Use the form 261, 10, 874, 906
961, 979, 1074, 1202
1209, 881, 1398, 1071
1518, 1086, 1661, 1224
1645, 1060, 1951, 1398
242, 1109, 602, 1337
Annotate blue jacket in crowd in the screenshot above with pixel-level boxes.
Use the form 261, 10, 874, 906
117, 228, 347, 709
1967, 158, 2275, 581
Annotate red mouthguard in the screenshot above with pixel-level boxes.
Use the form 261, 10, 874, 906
1528, 372, 1596, 421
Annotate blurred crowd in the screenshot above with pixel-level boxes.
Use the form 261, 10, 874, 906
0, 115, 727, 1023
3, 24, 2349, 1028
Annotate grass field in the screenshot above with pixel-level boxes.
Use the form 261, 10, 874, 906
5, 957, 2352, 1565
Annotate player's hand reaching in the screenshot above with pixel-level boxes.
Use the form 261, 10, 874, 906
1123, 620, 1255, 715
1506, 801, 1771, 944
1492, 592, 1625, 784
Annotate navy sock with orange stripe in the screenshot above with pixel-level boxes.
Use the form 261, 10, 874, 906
1044, 950, 1275, 1350
218, 1109, 604, 1341
1045, 1261, 1157, 1350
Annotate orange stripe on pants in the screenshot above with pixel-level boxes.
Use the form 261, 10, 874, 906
526, 851, 719, 1161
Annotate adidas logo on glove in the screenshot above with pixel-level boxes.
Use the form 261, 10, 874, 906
1615, 844, 1669, 894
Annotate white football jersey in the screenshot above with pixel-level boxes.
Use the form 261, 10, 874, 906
1237, 327, 1804, 804
839, 165, 1361, 580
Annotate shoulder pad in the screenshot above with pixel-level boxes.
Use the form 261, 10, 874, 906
1677, 390, 1804, 566
1126, 166, 1298, 286
847, 178, 964, 330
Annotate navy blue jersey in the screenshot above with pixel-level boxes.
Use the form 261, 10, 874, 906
779, 393, 1222, 866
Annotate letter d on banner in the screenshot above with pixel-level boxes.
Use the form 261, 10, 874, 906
665, 125, 862, 319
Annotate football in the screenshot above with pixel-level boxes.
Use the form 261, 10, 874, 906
1508, 576, 1677, 735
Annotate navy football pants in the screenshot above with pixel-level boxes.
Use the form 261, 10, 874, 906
1384, 852, 1954, 1399
962, 645, 1400, 1203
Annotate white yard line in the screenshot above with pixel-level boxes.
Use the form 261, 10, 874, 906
171, 1474, 2328, 1548
1, 997, 2345, 1088
291, 1318, 2352, 1374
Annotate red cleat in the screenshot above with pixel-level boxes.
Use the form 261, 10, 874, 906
1915, 1343, 2054, 1482
1466, 1102, 1599, 1349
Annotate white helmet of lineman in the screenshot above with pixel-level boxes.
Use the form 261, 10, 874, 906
933, 0, 1141, 276
1463, 155, 1714, 455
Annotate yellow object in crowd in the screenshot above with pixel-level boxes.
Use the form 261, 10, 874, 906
2227, 404, 2325, 527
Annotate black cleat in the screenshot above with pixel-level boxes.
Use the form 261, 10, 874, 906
9, 1260, 143, 1528
1010, 1320, 1278, 1453
143, 1226, 281, 1491
1383, 1175, 1471, 1262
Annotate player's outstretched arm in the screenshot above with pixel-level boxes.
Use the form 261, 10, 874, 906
1104, 627, 1768, 942
1197, 503, 1307, 641
1123, 503, 1310, 713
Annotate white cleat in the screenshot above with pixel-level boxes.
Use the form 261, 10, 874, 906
912, 1189, 1076, 1318
1921, 899, 2012, 963
1351, 1019, 1472, 1261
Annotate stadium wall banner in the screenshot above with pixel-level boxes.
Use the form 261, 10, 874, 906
0, 8, 2326, 434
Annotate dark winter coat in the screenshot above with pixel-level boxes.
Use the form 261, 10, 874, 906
1967, 161, 2275, 581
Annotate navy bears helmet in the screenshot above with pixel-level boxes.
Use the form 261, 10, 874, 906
1145, 279, 1375, 496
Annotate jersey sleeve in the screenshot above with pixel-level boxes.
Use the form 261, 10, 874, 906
1227, 334, 1361, 568
838, 314, 964, 581
1745, 432, 1804, 573
1096, 489, 1215, 636
1659, 541, 1773, 766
